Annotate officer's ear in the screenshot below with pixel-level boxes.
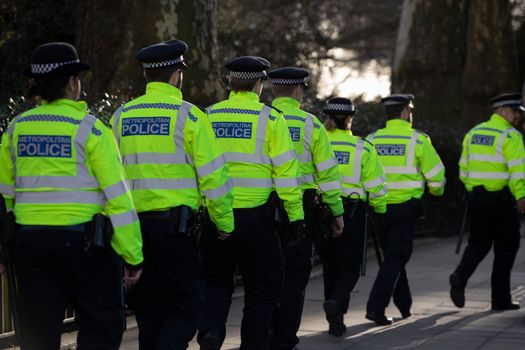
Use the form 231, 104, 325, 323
65, 75, 81, 101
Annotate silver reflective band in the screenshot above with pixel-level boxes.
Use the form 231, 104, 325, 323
428, 181, 445, 188
16, 191, 105, 205
203, 179, 233, 199
492, 100, 523, 108
0, 184, 15, 197
297, 153, 312, 163
468, 154, 505, 163
31, 59, 80, 74
271, 78, 306, 85
231, 178, 273, 188
103, 180, 130, 201
300, 174, 315, 184
123, 152, 192, 166
465, 171, 509, 179
510, 172, 525, 181
273, 177, 300, 188
112, 106, 123, 144
319, 180, 341, 192
315, 157, 337, 172
142, 56, 183, 69
197, 155, 227, 178
369, 186, 388, 198
110, 209, 139, 227
508, 158, 525, 168
342, 187, 365, 197
224, 152, 271, 164
131, 178, 198, 190
387, 181, 425, 189
271, 150, 297, 167
363, 176, 386, 189
341, 175, 357, 184
424, 163, 445, 179
16, 176, 99, 190
383, 166, 419, 174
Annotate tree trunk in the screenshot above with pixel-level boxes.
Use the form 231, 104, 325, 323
462, 0, 521, 127
75, 0, 223, 107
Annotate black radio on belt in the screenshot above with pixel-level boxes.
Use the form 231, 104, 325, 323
88, 214, 111, 248
168, 205, 193, 236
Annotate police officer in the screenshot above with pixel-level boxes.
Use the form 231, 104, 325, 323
0, 42, 144, 349
267, 68, 344, 349
450, 93, 525, 311
198, 57, 305, 350
365, 94, 445, 325
111, 40, 234, 349
321, 97, 387, 336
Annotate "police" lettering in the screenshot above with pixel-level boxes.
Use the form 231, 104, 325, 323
471, 134, 495, 146
18, 135, 72, 158
122, 117, 171, 136
375, 144, 406, 156
212, 122, 253, 139
288, 127, 301, 142
334, 151, 350, 164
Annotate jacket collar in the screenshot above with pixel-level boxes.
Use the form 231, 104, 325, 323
42, 98, 88, 113
386, 118, 412, 128
228, 90, 260, 102
272, 96, 301, 109
145, 82, 183, 100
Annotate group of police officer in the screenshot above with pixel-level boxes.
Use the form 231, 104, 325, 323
0, 37, 523, 350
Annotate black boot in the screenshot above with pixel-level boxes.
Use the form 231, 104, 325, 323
449, 272, 465, 308
323, 299, 347, 337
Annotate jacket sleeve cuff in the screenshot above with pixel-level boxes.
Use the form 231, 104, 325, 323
125, 261, 144, 271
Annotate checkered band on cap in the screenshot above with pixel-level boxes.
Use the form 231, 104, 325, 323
492, 99, 523, 108
382, 100, 406, 106
31, 59, 80, 74
325, 103, 355, 112
229, 71, 267, 80
271, 78, 306, 85
142, 56, 184, 69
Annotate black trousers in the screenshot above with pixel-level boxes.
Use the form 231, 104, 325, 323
198, 204, 284, 350
315, 202, 365, 314
14, 229, 124, 350
366, 199, 421, 315
270, 206, 315, 350
454, 188, 520, 305
128, 217, 204, 350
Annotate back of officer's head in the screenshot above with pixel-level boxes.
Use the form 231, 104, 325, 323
323, 97, 356, 131
26, 42, 89, 102
385, 105, 407, 120
229, 77, 261, 92
143, 65, 183, 84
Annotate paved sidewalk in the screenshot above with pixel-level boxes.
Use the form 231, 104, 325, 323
119, 236, 525, 350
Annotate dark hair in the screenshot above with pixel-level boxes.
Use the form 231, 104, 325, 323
144, 65, 181, 83
272, 84, 299, 97
29, 75, 72, 102
385, 104, 406, 119
229, 77, 259, 92
325, 113, 353, 131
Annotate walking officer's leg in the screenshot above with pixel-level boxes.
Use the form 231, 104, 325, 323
238, 206, 284, 350
491, 202, 520, 309
198, 217, 238, 348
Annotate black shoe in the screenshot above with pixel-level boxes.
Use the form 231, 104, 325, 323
492, 302, 520, 311
200, 330, 220, 350
449, 273, 465, 308
324, 299, 346, 337
365, 311, 393, 326
400, 310, 411, 319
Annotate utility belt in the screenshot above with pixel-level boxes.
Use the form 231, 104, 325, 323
138, 205, 205, 239
470, 186, 514, 205
18, 213, 113, 249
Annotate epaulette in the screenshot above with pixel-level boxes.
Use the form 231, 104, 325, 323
361, 136, 374, 146
414, 129, 429, 138
266, 105, 283, 114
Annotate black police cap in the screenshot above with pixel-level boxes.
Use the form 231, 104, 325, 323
381, 93, 415, 108
324, 97, 356, 116
25, 42, 90, 77
490, 93, 525, 112
136, 39, 188, 69
225, 56, 271, 80
268, 67, 309, 88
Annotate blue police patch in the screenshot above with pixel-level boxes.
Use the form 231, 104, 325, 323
212, 122, 253, 139
334, 151, 350, 164
471, 134, 495, 146
288, 127, 301, 142
122, 117, 171, 136
18, 135, 72, 158
375, 144, 406, 156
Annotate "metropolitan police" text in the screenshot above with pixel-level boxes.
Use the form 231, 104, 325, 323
212, 122, 253, 139
18, 135, 72, 158
122, 117, 171, 136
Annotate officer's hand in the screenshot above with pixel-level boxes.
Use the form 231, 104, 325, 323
123, 267, 143, 287
331, 215, 344, 237
218, 231, 231, 240
288, 220, 306, 247
0, 263, 5, 275
517, 198, 525, 215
